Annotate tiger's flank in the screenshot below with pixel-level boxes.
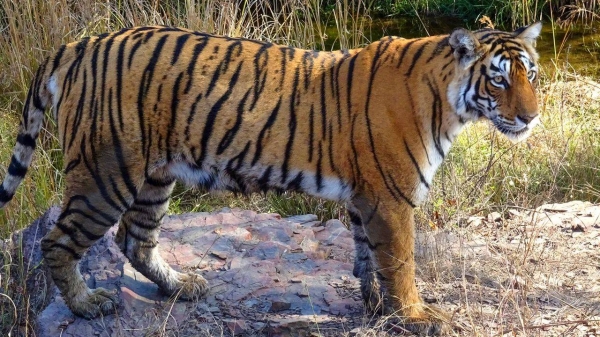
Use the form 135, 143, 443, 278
0, 23, 541, 335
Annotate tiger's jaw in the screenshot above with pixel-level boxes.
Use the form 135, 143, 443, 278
489, 113, 540, 142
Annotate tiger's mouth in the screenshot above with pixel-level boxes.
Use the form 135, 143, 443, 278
490, 116, 539, 142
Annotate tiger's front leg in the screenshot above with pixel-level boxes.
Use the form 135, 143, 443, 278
347, 203, 386, 313
351, 195, 450, 335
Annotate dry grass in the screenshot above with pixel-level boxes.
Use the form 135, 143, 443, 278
0, 0, 599, 336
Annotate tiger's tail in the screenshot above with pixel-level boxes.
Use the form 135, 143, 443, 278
0, 64, 50, 208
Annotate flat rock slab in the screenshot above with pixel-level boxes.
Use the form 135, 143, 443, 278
12, 201, 600, 336
32, 208, 363, 336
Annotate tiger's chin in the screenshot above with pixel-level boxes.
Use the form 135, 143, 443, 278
500, 126, 533, 142
492, 117, 539, 143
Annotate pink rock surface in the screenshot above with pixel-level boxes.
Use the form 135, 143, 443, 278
27, 208, 363, 336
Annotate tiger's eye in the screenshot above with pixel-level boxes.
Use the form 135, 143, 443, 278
527, 70, 536, 80
493, 75, 504, 84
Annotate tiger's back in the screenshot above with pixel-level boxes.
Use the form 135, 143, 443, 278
46, 27, 363, 201
0, 24, 542, 335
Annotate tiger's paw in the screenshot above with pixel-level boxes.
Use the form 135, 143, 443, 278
67, 287, 118, 319
171, 271, 209, 301
386, 305, 453, 336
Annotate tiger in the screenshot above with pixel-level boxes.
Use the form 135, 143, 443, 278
0, 23, 541, 335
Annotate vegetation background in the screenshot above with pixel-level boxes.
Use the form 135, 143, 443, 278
0, 0, 599, 335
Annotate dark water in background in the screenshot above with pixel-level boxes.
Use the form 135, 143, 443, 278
325, 16, 600, 78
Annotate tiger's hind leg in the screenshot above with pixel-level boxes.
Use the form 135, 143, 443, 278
114, 170, 209, 301
41, 168, 137, 319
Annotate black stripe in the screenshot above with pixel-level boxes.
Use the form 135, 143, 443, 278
357, 235, 379, 250
66, 195, 118, 225
308, 105, 314, 162
388, 172, 416, 208
81, 139, 127, 213
128, 204, 166, 222
44, 242, 82, 260
146, 176, 174, 187
128, 39, 143, 69
404, 139, 430, 189
67, 69, 87, 151
348, 209, 362, 226
108, 88, 139, 201
206, 41, 243, 97
441, 57, 454, 71
287, 172, 304, 191
166, 72, 184, 162
138, 34, 169, 155
51, 45, 67, 74
184, 37, 209, 94
116, 35, 130, 131
157, 26, 184, 33
217, 89, 251, 155
315, 142, 324, 192
142, 30, 155, 43
257, 166, 273, 192
376, 271, 388, 281
319, 58, 328, 140
252, 98, 281, 165
249, 44, 271, 110
330, 55, 343, 132
281, 61, 300, 184
171, 33, 190, 65
125, 227, 157, 245
108, 175, 131, 212
128, 217, 161, 230
184, 93, 204, 142
197, 61, 244, 165
8, 155, 27, 177
327, 122, 339, 174
425, 37, 450, 63
425, 78, 445, 158
226, 141, 251, 171
278, 47, 289, 89
59, 208, 113, 228
55, 221, 98, 247
302, 51, 315, 90
64, 155, 81, 174
414, 119, 432, 166
225, 167, 247, 193
405, 41, 429, 77
345, 54, 357, 120
396, 39, 418, 68
135, 196, 170, 206
31, 60, 48, 112
0, 185, 14, 203
16, 133, 36, 148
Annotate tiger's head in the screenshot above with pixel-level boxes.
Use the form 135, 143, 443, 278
448, 22, 542, 142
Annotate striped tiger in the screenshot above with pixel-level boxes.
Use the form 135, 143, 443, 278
0, 23, 541, 334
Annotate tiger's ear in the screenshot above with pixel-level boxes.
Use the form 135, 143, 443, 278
514, 21, 542, 46
449, 28, 484, 69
